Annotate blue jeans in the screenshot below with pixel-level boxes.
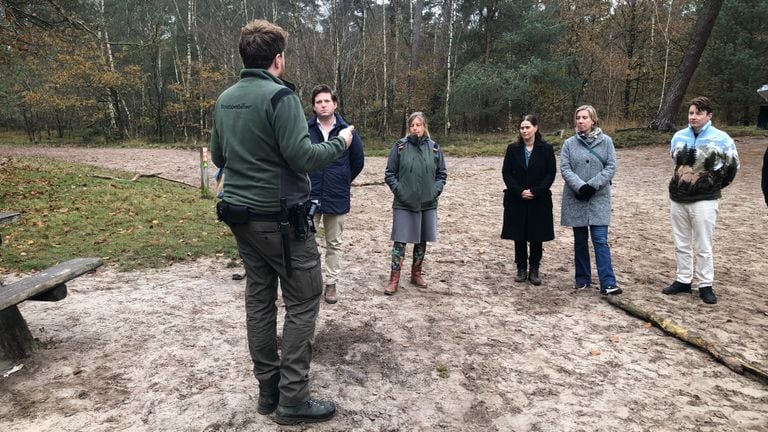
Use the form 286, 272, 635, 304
573, 225, 616, 288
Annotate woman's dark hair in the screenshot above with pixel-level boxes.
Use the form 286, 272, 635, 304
517, 114, 542, 145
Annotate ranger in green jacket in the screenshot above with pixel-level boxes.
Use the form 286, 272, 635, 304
209, 20, 354, 426
211, 74, 347, 213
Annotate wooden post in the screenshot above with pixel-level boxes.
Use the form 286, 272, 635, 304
200, 147, 211, 198
0, 306, 36, 360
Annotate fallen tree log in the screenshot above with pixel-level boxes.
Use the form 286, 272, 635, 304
90, 173, 195, 188
604, 296, 768, 384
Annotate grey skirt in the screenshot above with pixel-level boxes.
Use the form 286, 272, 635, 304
391, 208, 438, 243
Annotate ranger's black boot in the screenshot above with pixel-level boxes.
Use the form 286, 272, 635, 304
275, 398, 336, 425
257, 376, 280, 415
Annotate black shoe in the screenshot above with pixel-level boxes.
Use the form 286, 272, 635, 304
662, 281, 692, 295
573, 283, 591, 290
514, 269, 527, 283
528, 267, 541, 286
275, 398, 336, 425
600, 285, 622, 295
257, 376, 280, 415
699, 286, 717, 304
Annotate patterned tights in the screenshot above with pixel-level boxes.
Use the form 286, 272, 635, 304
390, 242, 427, 271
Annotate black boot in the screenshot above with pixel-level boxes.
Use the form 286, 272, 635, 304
257, 376, 280, 415
275, 398, 336, 425
699, 286, 718, 304
662, 281, 692, 295
528, 266, 541, 286
514, 268, 527, 283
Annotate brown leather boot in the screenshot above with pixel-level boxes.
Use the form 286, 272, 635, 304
384, 270, 400, 295
323, 283, 337, 304
410, 260, 428, 288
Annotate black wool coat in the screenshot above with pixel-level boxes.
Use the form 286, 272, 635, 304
500, 138, 556, 242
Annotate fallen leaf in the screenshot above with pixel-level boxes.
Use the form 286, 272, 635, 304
643, 322, 652, 329
590, 348, 602, 356
609, 335, 620, 343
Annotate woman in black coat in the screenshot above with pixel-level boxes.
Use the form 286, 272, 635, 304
501, 115, 556, 285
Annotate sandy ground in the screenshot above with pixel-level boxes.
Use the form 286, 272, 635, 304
0, 137, 767, 432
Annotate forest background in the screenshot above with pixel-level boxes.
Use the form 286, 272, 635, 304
1, 0, 767, 147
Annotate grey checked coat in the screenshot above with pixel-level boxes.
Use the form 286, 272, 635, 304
560, 132, 616, 227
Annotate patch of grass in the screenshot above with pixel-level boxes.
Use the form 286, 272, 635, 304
720, 125, 768, 138
0, 131, 32, 145
610, 128, 673, 148
0, 157, 239, 272
435, 363, 450, 379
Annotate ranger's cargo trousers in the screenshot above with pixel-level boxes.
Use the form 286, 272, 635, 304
230, 220, 323, 406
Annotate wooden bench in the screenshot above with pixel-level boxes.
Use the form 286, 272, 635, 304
0, 211, 21, 247
0, 257, 103, 360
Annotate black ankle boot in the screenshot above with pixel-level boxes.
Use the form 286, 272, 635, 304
662, 281, 692, 295
257, 376, 280, 415
528, 266, 541, 286
275, 398, 336, 425
699, 286, 717, 304
514, 268, 527, 282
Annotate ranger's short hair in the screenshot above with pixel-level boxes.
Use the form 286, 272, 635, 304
239, 20, 288, 69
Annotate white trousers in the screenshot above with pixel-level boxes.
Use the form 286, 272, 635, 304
314, 213, 345, 286
670, 199, 719, 287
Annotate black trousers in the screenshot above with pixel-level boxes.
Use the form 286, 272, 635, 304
514, 240, 542, 269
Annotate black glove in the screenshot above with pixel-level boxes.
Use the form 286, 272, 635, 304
407, 134, 419, 145
578, 184, 597, 200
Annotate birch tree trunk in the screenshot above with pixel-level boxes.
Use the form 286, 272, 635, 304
184, 0, 193, 143
403, 0, 424, 135
98, 0, 126, 140
444, 0, 455, 136
350, 3, 365, 119
191, 0, 205, 141
655, 0, 675, 118
332, 0, 341, 92
382, 0, 389, 136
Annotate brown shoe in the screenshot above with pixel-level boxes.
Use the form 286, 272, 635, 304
384, 270, 400, 295
410, 260, 428, 288
323, 284, 337, 304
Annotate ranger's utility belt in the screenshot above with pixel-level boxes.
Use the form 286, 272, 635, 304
217, 199, 319, 240
216, 201, 280, 224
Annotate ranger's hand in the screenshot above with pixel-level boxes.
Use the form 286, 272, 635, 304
338, 126, 355, 148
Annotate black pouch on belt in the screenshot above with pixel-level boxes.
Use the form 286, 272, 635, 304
216, 201, 249, 224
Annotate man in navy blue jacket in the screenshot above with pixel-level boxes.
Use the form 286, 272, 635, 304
307, 85, 365, 304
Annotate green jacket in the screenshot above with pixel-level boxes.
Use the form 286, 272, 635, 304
384, 135, 447, 211
210, 69, 346, 213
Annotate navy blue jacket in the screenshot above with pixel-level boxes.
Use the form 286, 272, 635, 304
307, 113, 365, 214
